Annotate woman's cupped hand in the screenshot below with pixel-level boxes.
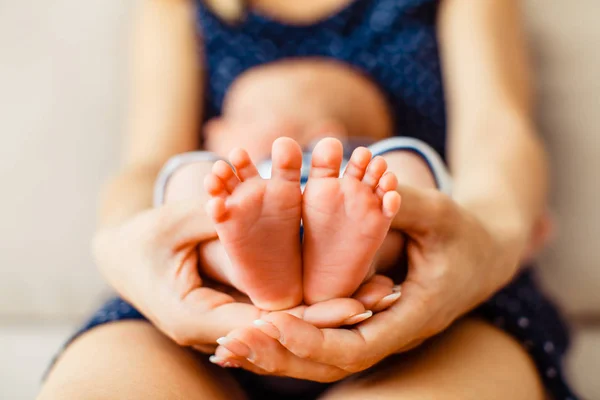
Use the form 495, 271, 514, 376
212, 185, 523, 382
91, 200, 401, 354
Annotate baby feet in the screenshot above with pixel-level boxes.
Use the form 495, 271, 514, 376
205, 136, 400, 310
204, 137, 303, 311
302, 138, 401, 304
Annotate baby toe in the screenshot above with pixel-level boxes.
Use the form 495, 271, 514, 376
271, 137, 303, 182
381, 190, 401, 219
204, 174, 228, 198
206, 197, 229, 223
343, 147, 372, 180
212, 160, 239, 193
375, 171, 399, 200
309, 137, 344, 179
362, 156, 388, 190
229, 148, 259, 181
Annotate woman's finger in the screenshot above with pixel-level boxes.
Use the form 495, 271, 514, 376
255, 313, 370, 371
366, 274, 395, 287
299, 298, 371, 328
177, 300, 265, 346
212, 345, 270, 375
258, 289, 430, 371
216, 327, 346, 382
151, 200, 218, 247
193, 344, 217, 354
352, 275, 401, 312
392, 185, 454, 235
168, 284, 375, 350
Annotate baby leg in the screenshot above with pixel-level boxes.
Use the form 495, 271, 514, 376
161, 158, 233, 285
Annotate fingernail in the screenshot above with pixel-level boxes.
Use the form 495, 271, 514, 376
382, 291, 402, 304
216, 337, 228, 345
392, 285, 402, 292
209, 355, 224, 365
343, 310, 373, 325
253, 319, 281, 340
373, 292, 402, 311
217, 337, 251, 358
223, 361, 241, 368
210, 355, 241, 368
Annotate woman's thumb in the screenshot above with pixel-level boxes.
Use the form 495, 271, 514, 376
153, 200, 218, 247
391, 185, 450, 235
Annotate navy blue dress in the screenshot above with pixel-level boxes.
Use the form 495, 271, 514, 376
65, 0, 579, 398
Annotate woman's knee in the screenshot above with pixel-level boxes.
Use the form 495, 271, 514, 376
320, 318, 544, 400
38, 321, 244, 400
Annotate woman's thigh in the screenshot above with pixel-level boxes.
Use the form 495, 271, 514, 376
320, 318, 545, 400
38, 320, 246, 400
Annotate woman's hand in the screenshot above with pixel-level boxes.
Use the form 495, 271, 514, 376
93, 200, 261, 350
92, 200, 400, 353
212, 185, 523, 380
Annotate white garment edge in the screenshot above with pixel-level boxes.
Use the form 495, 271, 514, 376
364, 137, 453, 195
153, 151, 224, 207
153, 137, 452, 206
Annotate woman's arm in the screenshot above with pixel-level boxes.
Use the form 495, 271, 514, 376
207, 1, 554, 379
100, 0, 205, 227
436, 0, 548, 259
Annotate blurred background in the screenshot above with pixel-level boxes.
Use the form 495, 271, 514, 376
0, 0, 599, 398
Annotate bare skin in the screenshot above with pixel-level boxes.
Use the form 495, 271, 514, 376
302, 139, 401, 304
39, 318, 544, 400
203, 136, 401, 309
204, 138, 304, 311
40, 0, 549, 399
318, 318, 544, 400
205, 58, 392, 162
211, 1, 550, 397
196, 59, 408, 307
174, 57, 551, 307
39, 321, 246, 400
215, 317, 544, 400
163, 154, 403, 317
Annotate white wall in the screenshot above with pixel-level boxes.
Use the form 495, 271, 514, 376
0, 0, 132, 319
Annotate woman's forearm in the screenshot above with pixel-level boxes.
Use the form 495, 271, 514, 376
98, 163, 162, 228
450, 117, 548, 254
438, 0, 546, 256
99, 0, 203, 228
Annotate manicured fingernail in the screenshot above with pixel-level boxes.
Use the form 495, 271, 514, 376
216, 337, 227, 345
343, 310, 373, 325
209, 355, 224, 365
393, 285, 402, 292
223, 361, 241, 368
374, 292, 402, 311
210, 355, 241, 368
253, 319, 281, 340
220, 337, 251, 358
382, 291, 402, 304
